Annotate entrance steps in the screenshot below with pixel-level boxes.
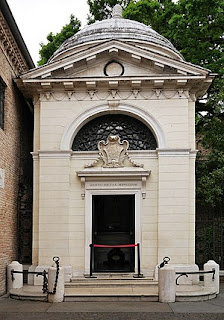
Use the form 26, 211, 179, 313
64, 274, 158, 301
9, 282, 217, 302
8, 274, 218, 302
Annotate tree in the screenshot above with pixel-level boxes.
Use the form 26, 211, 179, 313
166, 0, 224, 115
87, 0, 131, 23
196, 117, 224, 208
38, 14, 81, 66
123, 0, 176, 36
167, 0, 224, 210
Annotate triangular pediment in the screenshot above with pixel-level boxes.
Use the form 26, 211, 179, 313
21, 40, 210, 81
50, 56, 179, 79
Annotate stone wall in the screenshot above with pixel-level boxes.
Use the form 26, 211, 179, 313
0, 47, 33, 296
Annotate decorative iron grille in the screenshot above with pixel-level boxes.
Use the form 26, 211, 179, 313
196, 203, 224, 269
72, 114, 157, 151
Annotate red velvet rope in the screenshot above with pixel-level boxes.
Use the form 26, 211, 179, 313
93, 244, 138, 248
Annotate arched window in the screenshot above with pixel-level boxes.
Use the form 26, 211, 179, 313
72, 114, 157, 151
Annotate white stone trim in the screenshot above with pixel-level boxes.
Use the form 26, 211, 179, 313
157, 149, 192, 157
71, 150, 158, 160
77, 168, 150, 200
189, 150, 198, 159
32, 150, 72, 159
60, 103, 167, 150
31, 152, 39, 160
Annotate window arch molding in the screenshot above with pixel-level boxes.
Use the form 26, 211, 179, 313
60, 103, 167, 150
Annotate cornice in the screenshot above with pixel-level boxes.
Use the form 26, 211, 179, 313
0, 11, 30, 75
156, 149, 197, 157
16, 77, 212, 101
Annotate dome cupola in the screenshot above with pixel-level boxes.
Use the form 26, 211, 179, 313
49, 5, 182, 63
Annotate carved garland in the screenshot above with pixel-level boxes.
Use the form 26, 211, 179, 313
39, 89, 193, 102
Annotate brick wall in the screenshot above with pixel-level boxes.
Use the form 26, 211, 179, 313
0, 46, 33, 296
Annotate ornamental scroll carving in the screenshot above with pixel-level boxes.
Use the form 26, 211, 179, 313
99, 135, 128, 167
85, 135, 143, 168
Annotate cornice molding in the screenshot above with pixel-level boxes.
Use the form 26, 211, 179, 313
0, 11, 29, 75
31, 150, 72, 159
156, 149, 197, 157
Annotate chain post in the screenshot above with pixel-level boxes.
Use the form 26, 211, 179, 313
158, 257, 170, 269
42, 256, 60, 295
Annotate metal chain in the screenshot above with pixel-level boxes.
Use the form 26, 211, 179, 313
42, 256, 60, 294
158, 256, 170, 269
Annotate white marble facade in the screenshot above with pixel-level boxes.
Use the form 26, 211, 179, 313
18, 6, 213, 278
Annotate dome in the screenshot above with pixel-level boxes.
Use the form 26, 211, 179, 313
49, 5, 181, 62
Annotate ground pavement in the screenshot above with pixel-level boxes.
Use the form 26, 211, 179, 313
0, 283, 223, 320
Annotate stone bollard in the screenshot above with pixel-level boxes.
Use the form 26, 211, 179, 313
159, 264, 176, 303
7, 261, 23, 291
47, 267, 64, 303
204, 260, 219, 294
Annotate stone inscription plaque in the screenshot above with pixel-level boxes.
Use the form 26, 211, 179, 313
86, 181, 141, 190
0, 168, 5, 189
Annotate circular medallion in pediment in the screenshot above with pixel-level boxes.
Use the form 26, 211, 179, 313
104, 61, 124, 76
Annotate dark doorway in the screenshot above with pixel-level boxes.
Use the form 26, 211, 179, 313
92, 195, 135, 272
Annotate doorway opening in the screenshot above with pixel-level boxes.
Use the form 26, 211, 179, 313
92, 194, 135, 272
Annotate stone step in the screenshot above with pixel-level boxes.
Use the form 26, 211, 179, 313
67, 280, 157, 288
176, 284, 218, 302
65, 276, 159, 301
64, 285, 159, 302
10, 286, 47, 301
70, 274, 154, 281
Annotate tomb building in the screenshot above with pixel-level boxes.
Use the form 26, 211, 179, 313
17, 5, 214, 278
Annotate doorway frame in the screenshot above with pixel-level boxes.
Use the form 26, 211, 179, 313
85, 188, 142, 274
92, 194, 136, 273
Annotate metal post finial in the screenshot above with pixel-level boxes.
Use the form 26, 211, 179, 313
112, 4, 123, 19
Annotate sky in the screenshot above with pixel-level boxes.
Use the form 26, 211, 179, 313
7, 0, 90, 65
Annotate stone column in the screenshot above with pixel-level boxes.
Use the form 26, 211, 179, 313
32, 96, 40, 266
7, 261, 23, 291
158, 264, 176, 303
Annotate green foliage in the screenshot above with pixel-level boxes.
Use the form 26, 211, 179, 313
167, 0, 224, 118
38, 15, 81, 66
87, 0, 131, 23
196, 116, 224, 207
123, 0, 176, 36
